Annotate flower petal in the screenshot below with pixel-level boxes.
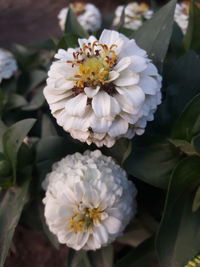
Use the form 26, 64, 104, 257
114, 69, 139, 86
108, 118, 129, 137
114, 57, 131, 72
92, 91, 111, 117
106, 71, 119, 83
84, 86, 100, 98
65, 93, 87, 116
129, 55, 147, 73
103, 216, 122, 234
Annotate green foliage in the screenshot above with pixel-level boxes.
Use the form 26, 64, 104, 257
125, 137, 182, 189
171, 93, 200, 141
156, 156, 200, 267
1, 119, 36, 186
192, 186, 200, 212
184, 0, 200, 54
0, 179, 30, 267
133, 0, 177, 70
64, 8, 89, 38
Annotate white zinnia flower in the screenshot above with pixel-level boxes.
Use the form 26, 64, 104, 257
174, 1, 190, 34
113, 2, 153, 30
44, 29, 162, 147
0, 48, 17, 83
43, 150, 137, 250
58, 2, 101, 32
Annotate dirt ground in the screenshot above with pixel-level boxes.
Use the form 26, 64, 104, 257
0, 0, 120, 48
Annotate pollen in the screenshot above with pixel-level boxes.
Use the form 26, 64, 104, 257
68, 207, 103, 233
67, 41, 118, 89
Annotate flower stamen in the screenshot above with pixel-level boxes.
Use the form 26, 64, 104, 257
68, 207, 103, 233
67, 41, 118, 89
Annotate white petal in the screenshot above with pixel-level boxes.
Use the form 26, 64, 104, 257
138, 76, 158, 95
106, 71, 120, 83
110, 96, 121, 116
44, 89, 73, 104
103, 216, 122, 234
92, 91, 111, 117
99, 30, 120, 46
114, 69, 139, 86
84, 86, 100, 98
108, 118, 129, 137
114, 57, 131, 72
119, 39, 146, 58
129, 55, 147, 73
65, 94, 87, 116
93, 224, 108, 244
91, 116, 112, 133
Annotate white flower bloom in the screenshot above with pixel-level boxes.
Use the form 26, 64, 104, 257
174, 2, 190, 34
43, 150, 137, 250
58, 2, 101, 32
44, 29, 162, 147
0, 49, 17, 83
113, 2, 153, 30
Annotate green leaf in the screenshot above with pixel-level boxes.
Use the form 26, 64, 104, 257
115, 237, 154, 267
17, 70, 46, 94
184, 1, 200, 54
30, 38, 56, 50
102, 138, 132, 165
89, 246, 113, 267
157, 51, 200, 128
168, 139, 197, 156
22, 89, 44, 111
192, 133, 200, 155
36, 136, 84, 181
64, 8, 89, 38
192, 186, 200, 212
41, 114, 57, 138
133, 0, 177, 69
171, 93, 200, 141
6, 94, 27, 110
124, 137, 182, 189
3, 119, 36, 184
70, 251, 92, 267
39, 204, 59, 249
156, 156, 200, 267
57, 33, 78, 49
0, 121, 7, 152
12, 44, 40, 71
0, 179, 30, 267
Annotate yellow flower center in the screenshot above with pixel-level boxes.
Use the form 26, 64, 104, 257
68, 207, 102, 233
67, 41, 118, 89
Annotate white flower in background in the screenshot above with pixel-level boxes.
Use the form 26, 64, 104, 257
174, 1, 189, 34
113, 2, 153, 30
44, 29, 162, 147
58, 2, 101, 32
43, 150, 137, 250
0, 49, 17, 83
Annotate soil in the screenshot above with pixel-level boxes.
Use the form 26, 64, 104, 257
5, 226, 67, 267
0, 0, 120, 48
